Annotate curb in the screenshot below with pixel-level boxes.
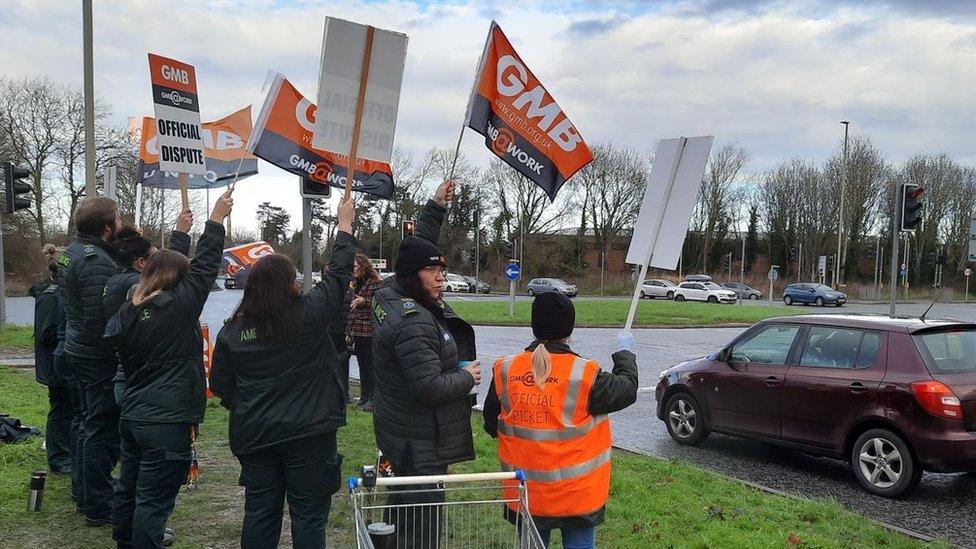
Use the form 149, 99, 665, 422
467, 322, 754, 329
611, 445, 945, 546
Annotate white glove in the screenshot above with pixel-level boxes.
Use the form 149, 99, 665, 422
616, 331, 635, 353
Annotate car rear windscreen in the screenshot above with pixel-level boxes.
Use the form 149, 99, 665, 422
913, 329, 976, 374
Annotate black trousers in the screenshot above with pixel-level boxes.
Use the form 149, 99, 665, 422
238, 431, 341, 549
331, 332, 350, 402
353, 336, 374, 402
384, 461, 448, 549
45, 384, 73, 471
65, 376, 86, 507
113, 421, 191, 549
74, 359, 121, 520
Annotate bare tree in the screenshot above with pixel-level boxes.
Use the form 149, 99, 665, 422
694, 143, 748, 271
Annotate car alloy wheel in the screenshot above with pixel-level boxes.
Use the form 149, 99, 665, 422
707, 296, 718, 303
784, 296, 793, 305
815, 297, 825, 307
857, 437, 902, 490
675, 294, 686, 302
667, 290, 674, 300
749, 293, 758, 300
665, 393, 708, 445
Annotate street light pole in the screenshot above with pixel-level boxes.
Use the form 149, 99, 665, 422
835, 120, 850, 287
83, 0, 96, 197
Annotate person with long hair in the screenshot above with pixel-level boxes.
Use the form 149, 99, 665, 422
482, 293, 638, 549
104, 209, 193, 406
29, 245, 71, 474
347, 253, 381, 411
209, 197, 356, 549
103, 190, 233, 549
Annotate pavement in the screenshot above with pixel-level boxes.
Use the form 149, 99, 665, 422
5, 293, 976, 546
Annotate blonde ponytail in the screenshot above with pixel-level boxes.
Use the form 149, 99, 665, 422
531, 344, 553, 390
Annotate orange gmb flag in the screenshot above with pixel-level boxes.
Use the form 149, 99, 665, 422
137, 106, 258, 189
464, 21, 593, 200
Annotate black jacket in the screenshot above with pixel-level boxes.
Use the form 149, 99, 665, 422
482, 341, 638, 530
60, 234, 118, 375
29, 278, 63, 386
372, 200, 478, 468
210, 231, 356, 456
103, 231, 190, 383
103, 221, 224, 424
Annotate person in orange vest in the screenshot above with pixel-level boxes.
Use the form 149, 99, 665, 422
482, 292, 638, 548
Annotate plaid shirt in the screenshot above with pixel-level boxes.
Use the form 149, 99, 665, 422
346, 279, 380, 338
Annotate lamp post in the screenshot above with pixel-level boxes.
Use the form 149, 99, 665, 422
835, 120, 850, 286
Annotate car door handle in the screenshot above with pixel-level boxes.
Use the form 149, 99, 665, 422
764, 376, 782, 386
849, 381, 869, 394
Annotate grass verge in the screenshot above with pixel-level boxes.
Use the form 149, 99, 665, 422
0, 366, 945, 548
0, 325, 33, 352
449, 298, 801, 328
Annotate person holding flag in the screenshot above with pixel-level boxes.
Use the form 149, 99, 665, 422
104, 190, 234, 549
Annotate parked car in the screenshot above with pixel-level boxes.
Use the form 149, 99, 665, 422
526, 278, 578, 297
444, 273, 470, 292
461, 276, 490, 294
673, 281, 737, 304
722, 281, 763, 300
783, 283, 847, 307
655, 314, 976, 497
641, 279, 677, 299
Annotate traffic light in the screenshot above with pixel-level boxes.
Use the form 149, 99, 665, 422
505, 241, 515, 260
401, 219, 415, 237
927, 251, 938, 264
938, 248, 947, 265
3, 162, 32, 214
900, 183, 924, 232
722, 254, 730, 269
826, 255, 834, 271
300, 177, 331, 199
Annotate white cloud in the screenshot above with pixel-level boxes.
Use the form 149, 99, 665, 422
2, 0, 974, 232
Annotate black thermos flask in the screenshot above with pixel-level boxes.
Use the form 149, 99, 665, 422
28, 470, 47, 511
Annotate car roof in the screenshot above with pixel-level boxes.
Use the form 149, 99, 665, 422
758, 313, 976, 333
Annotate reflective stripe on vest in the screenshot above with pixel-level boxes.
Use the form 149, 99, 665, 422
501, 448, 611, 483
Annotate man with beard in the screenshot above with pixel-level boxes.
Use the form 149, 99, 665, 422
59, 197, 123, 526
371, 179, 480, 548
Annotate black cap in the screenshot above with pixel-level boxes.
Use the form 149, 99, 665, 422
394, 236, 446, 278
532, 292, 575, 341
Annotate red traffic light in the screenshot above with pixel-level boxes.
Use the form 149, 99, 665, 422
908, 187, 924, 200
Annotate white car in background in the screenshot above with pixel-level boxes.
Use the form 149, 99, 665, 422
640, 279, 677, 299
672, 281, 738, 304
444, 273, 469, 293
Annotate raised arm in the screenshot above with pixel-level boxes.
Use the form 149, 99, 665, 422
167, 207, 193, 256
172, 190, 232, 320
304, 196, 356, 326
413, 180, 454, 244
587, 349, 639, 415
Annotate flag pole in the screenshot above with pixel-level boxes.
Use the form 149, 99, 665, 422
344, 25, 375, 201
448, 125, 465, 180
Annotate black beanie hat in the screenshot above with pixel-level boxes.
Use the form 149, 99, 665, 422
532, 292, 575, 341
395, 236, 446, 278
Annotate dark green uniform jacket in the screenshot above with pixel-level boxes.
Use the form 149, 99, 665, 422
60, 234, 118, 375
482, 341, 639, 530
29, 278, 63, 386
371, 200, 478, 468
103, 231, 190, 383
103, 221, 224, 424
209, 231, 356, 456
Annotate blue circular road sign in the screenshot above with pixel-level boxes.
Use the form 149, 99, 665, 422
505, 263, 521, 281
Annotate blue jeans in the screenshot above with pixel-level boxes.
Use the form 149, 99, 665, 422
539, 526, 596, 548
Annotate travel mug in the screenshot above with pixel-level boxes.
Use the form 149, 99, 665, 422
367, 522, 396, 549
28, 470, 46, 511
459, 360, 479, 406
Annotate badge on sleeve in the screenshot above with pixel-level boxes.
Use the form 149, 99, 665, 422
373, 301, 388, 325
401, 299, 419, 316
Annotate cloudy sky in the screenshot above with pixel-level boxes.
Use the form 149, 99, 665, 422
3, 0, 975, 231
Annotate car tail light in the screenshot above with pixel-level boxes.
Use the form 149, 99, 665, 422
911, 381, 964, 421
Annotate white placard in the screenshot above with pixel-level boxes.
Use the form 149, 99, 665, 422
148, 53, 206, 175
625, 136, 714, 270
312, 17, 407, 166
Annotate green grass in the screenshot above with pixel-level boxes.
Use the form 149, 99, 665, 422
0, 325, 33, 351
0, 366, 946, 548
449, 298, 802, 328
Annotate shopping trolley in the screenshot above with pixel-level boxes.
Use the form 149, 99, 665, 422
349, 468, 545, 548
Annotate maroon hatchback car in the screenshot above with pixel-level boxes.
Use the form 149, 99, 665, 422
655, 314, 976, 497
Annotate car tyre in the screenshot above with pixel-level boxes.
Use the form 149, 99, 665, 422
749, 293, 759, 300
815, 297, 825, 307
783, 295, 793, 305
850, 428, 922, 498
675, 294, 686, 302
707, 296, 718, 304
527, 289, 535, 297
641, 291, 647, 299
664, 393, 709, 445
666, 290, 674, 300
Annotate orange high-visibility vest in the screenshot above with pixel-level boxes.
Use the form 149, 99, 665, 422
493, 351, 612, 518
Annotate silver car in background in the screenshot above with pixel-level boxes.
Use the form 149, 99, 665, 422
641, 279, 677, 299
721, 281, 762, 300
526, 278, 578, 297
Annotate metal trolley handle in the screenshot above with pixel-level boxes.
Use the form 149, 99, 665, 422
348, 470, 526, 491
